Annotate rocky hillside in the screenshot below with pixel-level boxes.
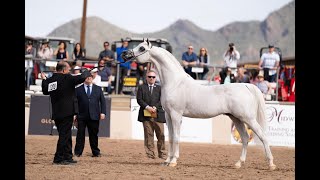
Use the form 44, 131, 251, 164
48, 1, 294, 64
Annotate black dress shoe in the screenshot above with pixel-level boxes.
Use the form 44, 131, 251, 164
65, 159, 77, 163
92, 154, 101, 157
53, 160, 70, 165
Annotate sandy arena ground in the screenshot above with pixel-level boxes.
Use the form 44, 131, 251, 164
26, 135, 295, 180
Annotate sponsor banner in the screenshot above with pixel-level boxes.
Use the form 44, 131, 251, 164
28, 95, 111, 137
131, 99, 212, 143
231, 103, 295, 147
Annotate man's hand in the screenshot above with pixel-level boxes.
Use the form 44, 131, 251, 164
41, 72, 47, 80
147, 106, 156, 113
100, 114, 105, 120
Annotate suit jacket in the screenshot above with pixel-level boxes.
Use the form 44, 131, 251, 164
41, 71, 90, 119
75, 84, 106, 121
136, 84, 166, 123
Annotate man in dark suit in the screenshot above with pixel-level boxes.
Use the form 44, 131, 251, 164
136, 70, 166, 159
41, 61, 91, 165
74, 72, 106, 157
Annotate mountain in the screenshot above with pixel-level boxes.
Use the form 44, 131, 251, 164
48, 0, 294, 64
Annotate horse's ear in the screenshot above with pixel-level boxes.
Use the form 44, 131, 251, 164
146, 38, 150, 46
143, 38, 145, 42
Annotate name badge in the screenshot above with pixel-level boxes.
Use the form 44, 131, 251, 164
48, 81, 57, 92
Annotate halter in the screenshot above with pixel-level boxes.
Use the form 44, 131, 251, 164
121, 44, 152, 62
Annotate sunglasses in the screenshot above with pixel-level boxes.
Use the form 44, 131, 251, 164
148, 76, 156, 79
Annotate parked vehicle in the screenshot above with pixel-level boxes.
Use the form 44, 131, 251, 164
111, 37, 173, 95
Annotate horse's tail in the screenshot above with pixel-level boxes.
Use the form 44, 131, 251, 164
252, 85, 267, 131
247, 84, 267, 144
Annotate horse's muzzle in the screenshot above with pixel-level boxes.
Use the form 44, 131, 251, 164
121, 50, 135, 62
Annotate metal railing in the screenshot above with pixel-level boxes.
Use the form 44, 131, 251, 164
25, 57, 282, 101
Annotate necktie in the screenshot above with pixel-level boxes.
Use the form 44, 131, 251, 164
87, 85, 91, 97
149, 86, 153, 95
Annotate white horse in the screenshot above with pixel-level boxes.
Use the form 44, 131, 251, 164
121, 39, 276, 170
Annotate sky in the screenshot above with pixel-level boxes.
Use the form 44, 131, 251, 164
25, 0, 293, 37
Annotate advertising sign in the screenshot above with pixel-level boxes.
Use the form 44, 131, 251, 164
131, 99, 212, 143
28, 95, 111, 137
231, 103, 295, 147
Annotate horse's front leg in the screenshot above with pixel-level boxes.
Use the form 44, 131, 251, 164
162, 112, 173, 166
167, 110, 182, 167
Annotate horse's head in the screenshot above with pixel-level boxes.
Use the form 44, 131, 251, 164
121, 38, 152, 63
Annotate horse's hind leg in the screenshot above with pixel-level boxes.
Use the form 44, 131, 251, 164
230, 115, 249, 169
246, 120, 276, 170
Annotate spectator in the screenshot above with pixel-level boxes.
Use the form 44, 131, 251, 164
258, 44, 280, 82
137, 62, 148, 85
136, 70, 166, 159
197, 47, 210, 80
182, 45, 198, 79
72, 66, 81, 75
116, 39, 131, 94
237, 67, 250, 83
72, 43, 85, 61
97, 59, 112, 93
74, 74, 106, 158
220, 67, 236, 84
249, 69, 259, 84
25, 41, 36, 89
254, 72, 272, 99
54, 41, 69, 61
38, 40, 53, 72
91, 68, 102, 87
98, 41, 115, 68
222, 43, 240, 76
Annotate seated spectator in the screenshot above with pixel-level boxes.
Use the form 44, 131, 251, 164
54, 41, 69, 61
97, 59, 112, 93
182, 45, 197, 79
249, 69, 259, 84
72, 43, 85, 61
98, 41, 115, 68
72, 66, 81, 75
237, 67, 250, 83
197, 48, 210, 80
220, 67, 236, 84
91, 68, 101, 87
254, 72, 272, 99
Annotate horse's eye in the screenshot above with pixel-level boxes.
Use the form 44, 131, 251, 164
139, 46, 145, 52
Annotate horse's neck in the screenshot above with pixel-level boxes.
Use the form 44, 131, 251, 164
150, 47, 187, 88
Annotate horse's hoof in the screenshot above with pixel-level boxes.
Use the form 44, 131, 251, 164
161, 162, 169, 166
269, 164, 276, 171
235, 161, 242, 169
168, 163, 177, 167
